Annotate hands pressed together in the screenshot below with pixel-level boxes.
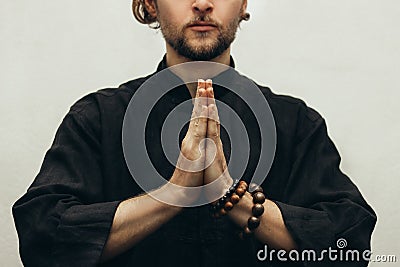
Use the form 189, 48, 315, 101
170, 79, 233, 198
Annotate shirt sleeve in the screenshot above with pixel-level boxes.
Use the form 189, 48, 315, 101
273, 107, 377, 266
12, 99, 121, 267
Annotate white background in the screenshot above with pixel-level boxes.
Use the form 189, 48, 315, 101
1, 1, 399, 265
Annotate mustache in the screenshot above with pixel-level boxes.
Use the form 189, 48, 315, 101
186, 16, 220, 27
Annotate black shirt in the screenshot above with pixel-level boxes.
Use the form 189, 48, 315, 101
13, 57, 376, 267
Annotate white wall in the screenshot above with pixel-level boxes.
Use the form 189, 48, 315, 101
1, 1, 399, 265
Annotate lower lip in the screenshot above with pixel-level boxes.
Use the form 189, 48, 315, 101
189, 25, 216, 32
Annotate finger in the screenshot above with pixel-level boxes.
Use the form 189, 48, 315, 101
205, 79, 216, 107
197, 79, 205, 98
206, 104, 221, 141
205, 80, 219, 133
189, 80, 208, 139
205, 82, 220, 136
192, 79, 205, 116
206, 80, 220, 136
199, 79, 208, 107
193, 104, 208, 139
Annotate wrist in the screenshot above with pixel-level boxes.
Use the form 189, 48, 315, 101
148, 176, 201, 208
209, 179, 246, 216
203, 174, 234, 203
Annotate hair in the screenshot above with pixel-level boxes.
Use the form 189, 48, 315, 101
132, 0, 250, 29
132, 0, 160, 29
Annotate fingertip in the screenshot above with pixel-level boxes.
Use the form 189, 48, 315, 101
198, 79, 205, 89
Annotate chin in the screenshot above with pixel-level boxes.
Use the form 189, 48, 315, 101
188, 39, 217, 51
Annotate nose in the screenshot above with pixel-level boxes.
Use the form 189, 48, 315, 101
192, 0, 214, 15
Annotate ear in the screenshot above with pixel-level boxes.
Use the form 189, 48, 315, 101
239, 0, 250, 22
241, 0, 248, 14
144, 0, 157, 18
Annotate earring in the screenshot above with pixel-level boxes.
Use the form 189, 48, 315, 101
241, 12, 250, 21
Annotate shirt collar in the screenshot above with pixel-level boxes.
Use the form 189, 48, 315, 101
155, 55, 238, 104
156, 54, 236, 73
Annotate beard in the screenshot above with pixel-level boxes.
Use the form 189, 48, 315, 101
159, 15, 241, 61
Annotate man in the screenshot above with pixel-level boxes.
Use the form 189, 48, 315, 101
13, 0, 376, 266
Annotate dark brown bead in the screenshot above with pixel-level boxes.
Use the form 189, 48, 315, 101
249, 183, 257, 190
219, 209, 228, 216
249, 183, 263, 194
236, 187, 245, 197
252, 204, 265, 217
238, 184, 247, 189
230, 193, 240, 204
224, 201, 234, 211
248, 216, 260, 230
255, 187, 264, 193
243, 226, 253, 235
253, 192, 266, 204
252, 188, 263, 195
213, 203, 221, 210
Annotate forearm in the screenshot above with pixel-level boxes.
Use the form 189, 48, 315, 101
228, 192, 297, 251
100, 184, 183, 262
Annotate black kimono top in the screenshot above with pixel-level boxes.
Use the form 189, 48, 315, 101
13, 57, 376, 267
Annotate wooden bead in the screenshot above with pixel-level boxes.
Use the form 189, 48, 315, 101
249, 183, 257, 190
239, 181, 248, 189
249, 183, 263, 194
238, 185, 247, 192
238, 226, 253, 240
251, 187, 263, 194
239, 180, 247, 186
236, 187, 245, 197
211, 200, 219, 206
224, 201, 234, 211
253, 192, 266, 204
255, 187, 264, 193
219, 208, 228, 216
230, 193, 240, 204
243, 226, 253, 235
248, 216, 260, 230
252, 204, 264, 217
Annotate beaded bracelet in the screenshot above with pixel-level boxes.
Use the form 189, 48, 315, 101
238, 183, 266, 239
210, 179, 248, 217
209, 178, 239, 213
